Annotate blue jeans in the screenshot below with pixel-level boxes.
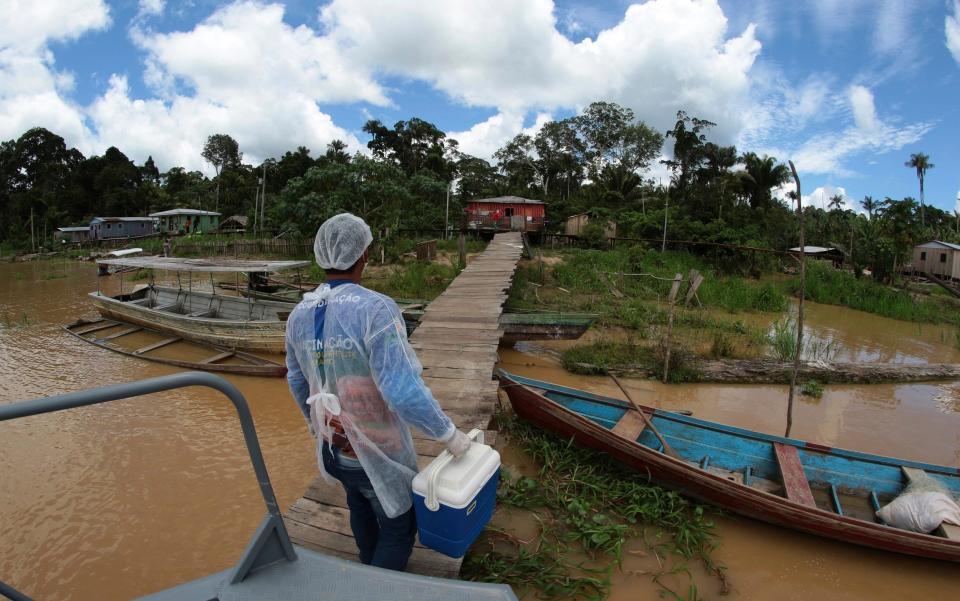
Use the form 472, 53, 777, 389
321, 442, 417, 571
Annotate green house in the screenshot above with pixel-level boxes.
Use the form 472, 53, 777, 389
150, 209, 221, 235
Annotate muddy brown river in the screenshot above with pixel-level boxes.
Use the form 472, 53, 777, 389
2, 260, 959, 599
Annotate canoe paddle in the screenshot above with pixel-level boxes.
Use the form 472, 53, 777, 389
609, 373, 679, 459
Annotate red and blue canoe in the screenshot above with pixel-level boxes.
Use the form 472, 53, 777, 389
497, 370, 960, 561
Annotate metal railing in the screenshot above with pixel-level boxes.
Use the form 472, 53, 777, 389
0, 371, 297, 600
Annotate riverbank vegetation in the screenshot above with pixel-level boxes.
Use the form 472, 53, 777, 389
465, 412, 726, 600
3, 100, 954, 292
795, 262, 960, 326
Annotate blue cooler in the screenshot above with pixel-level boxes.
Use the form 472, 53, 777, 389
412, 429, 500, 558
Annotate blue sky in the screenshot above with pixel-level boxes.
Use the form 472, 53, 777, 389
3, 0, 959, 212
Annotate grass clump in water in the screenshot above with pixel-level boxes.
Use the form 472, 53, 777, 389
770, 318, 797, 361
464, 413, 727, 600
709, 333, 735, 359
801, 380, 825, 398
561, 340, 700, 383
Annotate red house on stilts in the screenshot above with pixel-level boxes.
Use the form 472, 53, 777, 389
464, 196, 545, 233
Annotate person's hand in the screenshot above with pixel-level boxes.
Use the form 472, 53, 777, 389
445, 429, 471, 458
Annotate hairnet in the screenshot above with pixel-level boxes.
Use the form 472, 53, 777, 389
313, 213, 373, 270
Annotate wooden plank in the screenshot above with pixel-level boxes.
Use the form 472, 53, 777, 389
284, 518, 461, 578
132, 336, 181, 355
611, 410, 648, 441
773, 442, 816, 507
937, 523, 960, 540
421, 366, 495, 380
98, 326, 142, 341
73, 320, 118, 336
202, 350, 235, 364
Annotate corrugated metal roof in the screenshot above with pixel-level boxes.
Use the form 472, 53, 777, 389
57, 226, 89, 232
916, 240, 960, 251
149, 208, 222, 217
466, 196, 545, 205
788, 246, 839, 253
95, 257, 310, 273
91, 216, 154, 222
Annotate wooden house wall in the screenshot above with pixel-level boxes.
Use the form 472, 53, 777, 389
912, 245, 958, 278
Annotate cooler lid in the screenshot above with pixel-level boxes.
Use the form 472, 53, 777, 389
413, 441, 501, 509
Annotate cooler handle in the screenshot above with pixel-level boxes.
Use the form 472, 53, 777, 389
424, 428, 484, 511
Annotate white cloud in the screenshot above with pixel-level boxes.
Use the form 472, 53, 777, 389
88, 73, 361, 173
873, 0, 912, 56
802, 185, 848, 211
322, 0, 760, 140
1, 0, 761, 175
948, 1, 960, 65
138, 0, 165, 18
449, 111, 551, 162
748, 80, 930, 177
0, 0, 111, 51
0, 0, 110, 151
848, 85, 879, 132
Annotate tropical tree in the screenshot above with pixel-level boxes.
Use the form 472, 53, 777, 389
827, 194, 844, 212
201, 134, 243, 211
905, 152, 934, 226
574, 101, 662, 181
362, 118, 451, 178
662, 110, 716, 195
740, 153, 790, 210
860, 195, 876, 219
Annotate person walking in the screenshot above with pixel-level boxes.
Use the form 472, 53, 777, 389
285, 213, 471, 571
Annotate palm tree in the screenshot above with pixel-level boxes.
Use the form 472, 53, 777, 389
860, 195, 876, 219
740, 152, 791, 210
905, 153, 934, 226
828, 194, 844, 212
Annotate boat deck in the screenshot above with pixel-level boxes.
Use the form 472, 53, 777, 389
283, 232, 524, 577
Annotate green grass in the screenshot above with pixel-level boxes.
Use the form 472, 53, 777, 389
364, 261, 458, 300
801, 380, 825, 398
793, 262, 958, 325
769, 318, 797, 361
560, 340, 701, 383
463, 413, 727, 600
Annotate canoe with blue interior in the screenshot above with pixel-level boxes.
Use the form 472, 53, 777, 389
497, 370, 960, 562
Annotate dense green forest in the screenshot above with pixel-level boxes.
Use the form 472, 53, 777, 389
2, 101, 955, 280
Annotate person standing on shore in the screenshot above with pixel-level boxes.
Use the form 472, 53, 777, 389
284, 213, 471, 571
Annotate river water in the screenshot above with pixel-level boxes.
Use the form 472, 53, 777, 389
2, 260, 959, 599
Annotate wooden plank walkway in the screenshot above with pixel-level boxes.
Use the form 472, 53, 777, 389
283, 232, 524, 578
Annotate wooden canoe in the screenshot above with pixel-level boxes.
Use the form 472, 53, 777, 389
90, 285, 290, 352
63, 318, 286, 377
400, 303, 597, 341
497, 370, 960, 561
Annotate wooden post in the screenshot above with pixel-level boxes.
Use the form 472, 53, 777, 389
661, 191, 669, 253
458, 210, 467, 269
662, 273, 683, 383
786, 160, 804, 438
684, 269, 703, 306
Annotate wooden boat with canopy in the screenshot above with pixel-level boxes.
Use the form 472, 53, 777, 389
498, 370, 960, 561
90, 257, 310, 352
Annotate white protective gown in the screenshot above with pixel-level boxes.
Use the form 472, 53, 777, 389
285, 282, 455, 518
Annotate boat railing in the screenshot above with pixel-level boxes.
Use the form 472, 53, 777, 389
0, 371, 297, 600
